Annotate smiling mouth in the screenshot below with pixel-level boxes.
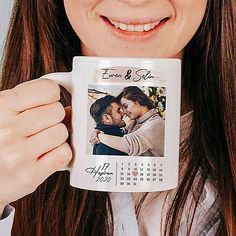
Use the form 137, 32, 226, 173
101, 16, 169, 40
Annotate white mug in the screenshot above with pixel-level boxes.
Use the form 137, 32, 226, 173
41, 56, 181, 192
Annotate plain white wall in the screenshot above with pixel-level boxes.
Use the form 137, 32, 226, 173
0, 0, 14, 59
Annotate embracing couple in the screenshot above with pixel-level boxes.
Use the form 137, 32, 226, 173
89, 86, 165, 157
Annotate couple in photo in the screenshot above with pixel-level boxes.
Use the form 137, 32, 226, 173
89, 86, 165, 157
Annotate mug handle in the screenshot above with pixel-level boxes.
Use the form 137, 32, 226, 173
40, 72, 72, 171
40, 72, 72, 93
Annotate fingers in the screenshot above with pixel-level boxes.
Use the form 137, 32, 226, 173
15, 102, 66, 137
0, 79, 73, 205
0, 79, 60, 113
63, 106, 72, 131
35, 142, 72, 183
0, 142, 72, 203
26, 123, 69, 159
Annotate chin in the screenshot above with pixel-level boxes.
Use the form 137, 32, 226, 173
82, 42, 180, 58
93, 48, 170, 58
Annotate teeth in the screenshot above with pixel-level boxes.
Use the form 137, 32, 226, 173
119, 23, 126, 30
127, 25, 135, 31
109, 19, 160, 32
134, 25, 144, 32
144, 23, 152, 31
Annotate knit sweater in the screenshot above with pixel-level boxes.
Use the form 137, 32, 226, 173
121, 109, 165, 157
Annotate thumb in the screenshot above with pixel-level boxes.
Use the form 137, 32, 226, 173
63, 106, 72, 131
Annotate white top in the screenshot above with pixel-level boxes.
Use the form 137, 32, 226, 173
0, 112, 219, 235
0, 205, 15, 236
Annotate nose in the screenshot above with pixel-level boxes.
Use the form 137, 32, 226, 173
118, 0, 153, 7
123, 108, 128, 115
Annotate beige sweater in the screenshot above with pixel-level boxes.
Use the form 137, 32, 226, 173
121, 109, 165, 157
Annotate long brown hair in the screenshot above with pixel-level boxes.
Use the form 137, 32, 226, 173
117, 86, 156, 110
166, 0, 236, 236
164, 0, 236, 235
1, 0, 235, 236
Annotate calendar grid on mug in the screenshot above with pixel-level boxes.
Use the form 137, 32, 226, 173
117, 162, 164, 186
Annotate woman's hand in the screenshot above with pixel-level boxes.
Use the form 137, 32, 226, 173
0, 79, 72, 209
89, 129, 101, 146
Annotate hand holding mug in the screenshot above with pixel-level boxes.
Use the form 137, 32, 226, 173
0, 79, 72, 208
0, 56, 181, 198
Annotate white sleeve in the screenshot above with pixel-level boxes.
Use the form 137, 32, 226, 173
0, 205, 15, 236
179, 180, 220, 236
110, 193, 139, 236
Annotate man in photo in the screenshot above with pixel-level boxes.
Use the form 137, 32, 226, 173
89, 95, 127, 156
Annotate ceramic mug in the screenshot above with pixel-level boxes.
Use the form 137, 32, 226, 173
40, 56, 181, 192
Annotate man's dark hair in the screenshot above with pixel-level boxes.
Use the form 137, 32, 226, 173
117, 86, 155, 110
90, 95, 117, 124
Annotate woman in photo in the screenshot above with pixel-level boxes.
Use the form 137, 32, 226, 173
94, 86, 165, 157
0, 0, 235, 235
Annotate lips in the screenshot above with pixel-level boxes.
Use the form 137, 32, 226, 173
101, 16, 169, 41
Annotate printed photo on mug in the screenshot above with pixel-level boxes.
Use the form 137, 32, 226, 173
86, 85, 166, 158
